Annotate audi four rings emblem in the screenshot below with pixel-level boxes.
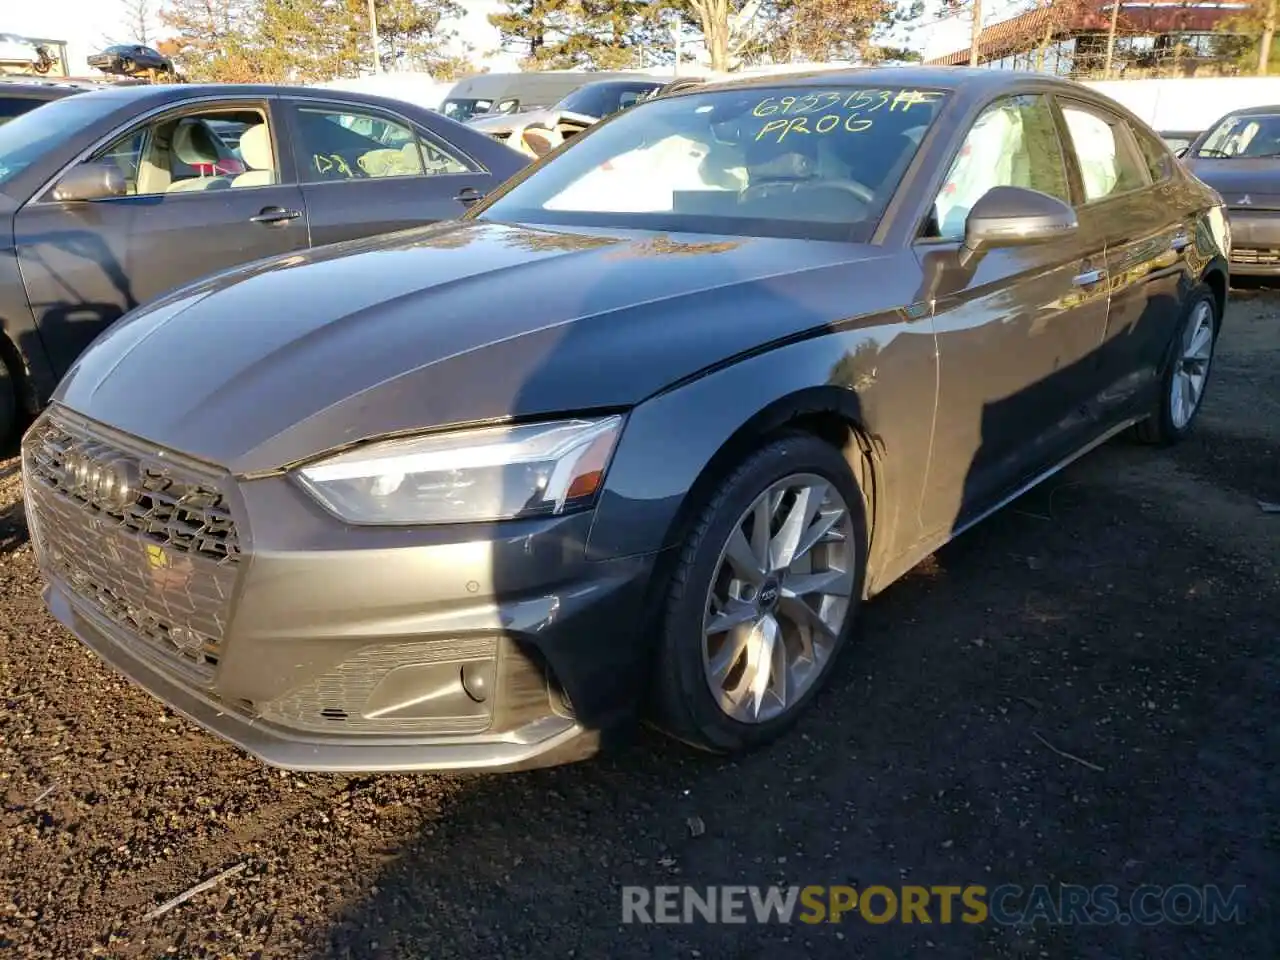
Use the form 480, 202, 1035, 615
61, 449, 141, 510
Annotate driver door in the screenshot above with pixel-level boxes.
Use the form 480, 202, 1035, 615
915, 93, 1110, 536
14, 98, 306, 377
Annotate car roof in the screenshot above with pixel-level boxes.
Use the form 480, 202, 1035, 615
1219, 103, 1280, 117
573, 77, 664, 89
681, 65, 1081, 95
0, 77, 112, 98
62, 81, 446, 114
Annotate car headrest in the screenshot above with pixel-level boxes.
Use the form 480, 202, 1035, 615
238, 123, 273, 172
172, 121, 221, 166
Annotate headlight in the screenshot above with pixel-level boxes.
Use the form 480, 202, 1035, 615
295, 415, 624, 525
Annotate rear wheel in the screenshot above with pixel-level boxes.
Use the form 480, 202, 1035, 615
1134, 285, 1218, 445
651, 433, 868, 753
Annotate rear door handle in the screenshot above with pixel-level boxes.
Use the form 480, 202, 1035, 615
1072, 268, 1106, 286
454, 187, 484, 204
250, 206, 302, 226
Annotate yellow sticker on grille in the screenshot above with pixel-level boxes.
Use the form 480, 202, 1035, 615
145, 544, 169, 569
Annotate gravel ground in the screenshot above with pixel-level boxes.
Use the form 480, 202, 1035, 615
1, 287, 1277, 959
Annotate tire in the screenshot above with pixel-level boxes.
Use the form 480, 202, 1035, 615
0, 354, 16, 445
650, 432, 868, 753
120, 58, 136, 75
1133, 284, 1218, 445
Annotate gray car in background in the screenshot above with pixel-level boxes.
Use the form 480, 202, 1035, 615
1181, 104, 1280, 277
23, 68, 1229, 775
0, 82, 529, 440
466, 77, 667, 144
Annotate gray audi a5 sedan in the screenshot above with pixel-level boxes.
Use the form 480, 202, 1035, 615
22, 68, 1230, 773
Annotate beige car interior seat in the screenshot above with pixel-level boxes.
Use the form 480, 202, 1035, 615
167, 120, 229, 192
232, 123, 276, 187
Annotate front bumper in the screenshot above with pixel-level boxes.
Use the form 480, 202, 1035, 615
1226, 208, 1280, 277
25, 408, 659, 773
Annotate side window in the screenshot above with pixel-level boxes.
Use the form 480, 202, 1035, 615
97, 128, 148, 192
84, 105, 276, 197
295, 108, 469, 182
1133, 125, 1174, 181
1060, 103, 1148, 202
929, 94, 1070, 240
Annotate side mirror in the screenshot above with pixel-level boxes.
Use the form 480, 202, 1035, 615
51, 162, 126, 202
959, 185, 1078, 268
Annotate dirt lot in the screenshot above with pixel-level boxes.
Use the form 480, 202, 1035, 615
1, 288, 1277, 959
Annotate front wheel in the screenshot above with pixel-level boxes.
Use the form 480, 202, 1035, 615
1134, 284, 1218, 445
0, 355, 16, 444
650, 433, 868, 753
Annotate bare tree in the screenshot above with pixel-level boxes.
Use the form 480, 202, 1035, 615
120, 0, 154, 44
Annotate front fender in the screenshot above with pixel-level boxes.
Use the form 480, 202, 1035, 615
0, 203, 58, 410
586, 309, 938, 577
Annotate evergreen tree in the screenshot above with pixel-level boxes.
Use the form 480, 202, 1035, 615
489, 0, 659, 69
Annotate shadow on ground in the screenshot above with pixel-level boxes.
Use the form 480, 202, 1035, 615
313, 449, 1278, 959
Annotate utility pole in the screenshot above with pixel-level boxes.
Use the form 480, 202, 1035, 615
969, 0, 982, 67
1261, 0, 1277, 76
1104, 0, 1121, 78
671, 15, 681, 77
366, 0, 382, 74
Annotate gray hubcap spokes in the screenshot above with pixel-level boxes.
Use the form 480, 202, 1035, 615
702, 473, 855, 724
1171, 301, 1214, 429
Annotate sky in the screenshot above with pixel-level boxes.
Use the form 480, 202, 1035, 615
6, 0, 1011, 78
7, 0, 517, 77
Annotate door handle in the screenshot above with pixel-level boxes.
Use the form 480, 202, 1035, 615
1072, 268, 1106, 287
454, 187, 484, 204
1170, 231, 1190, 252
250, 206, 302, 226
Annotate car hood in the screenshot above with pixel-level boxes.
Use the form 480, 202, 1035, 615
1184, 158, 1280, 205
467, 109, 550, 133
55, 219, 894, 476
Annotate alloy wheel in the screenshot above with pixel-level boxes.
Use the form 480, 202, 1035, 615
701, 473, 855, 724
1171, 300, 1214, 430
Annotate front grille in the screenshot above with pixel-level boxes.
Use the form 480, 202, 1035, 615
1231, 248, 1280, 266
23, 413, 242, 683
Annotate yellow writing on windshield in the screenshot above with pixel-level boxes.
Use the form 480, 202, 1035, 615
752, 88, 942, 118
750, 88, 943, 143
756, 115, 873, 143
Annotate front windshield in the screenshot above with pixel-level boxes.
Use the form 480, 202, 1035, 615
0, 94, 110, 187
1196, 113, 1280, 159
478, 83, 950, 242
556, 82, 662, 118
442, 98, 493, 121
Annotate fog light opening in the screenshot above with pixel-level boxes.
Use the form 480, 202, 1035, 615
460, 661, 494, 703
